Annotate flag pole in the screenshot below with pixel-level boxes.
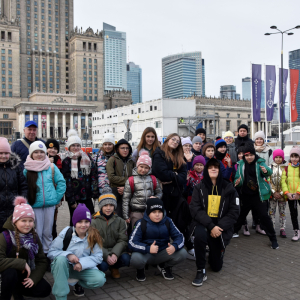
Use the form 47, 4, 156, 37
264, 64, 268, 142
289, 69, 293, 141
251, 62, 254, 139
278, 66, 281, 144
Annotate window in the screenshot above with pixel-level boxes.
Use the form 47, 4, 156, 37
3, 114, 8, 119
237, 120, 241, 127
226, 120, 230, 131
155, 121, 161, 128
237, 114, 241, 118
248, 114, 251, 119
226, 113, 230, 118
150, 106, 153, 111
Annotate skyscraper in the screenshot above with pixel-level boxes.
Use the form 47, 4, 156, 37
220, 85, 236, 99
242, 77, 251, 100
127, 62, 142, 104
289, 49, 300, 122
162, 51, 203, 98
103, 23, 127, 92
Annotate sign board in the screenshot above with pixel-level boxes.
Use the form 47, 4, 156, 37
162, 137, 166, 143
124, 132, 132, 141
123, 119, 133, 130
83, 132, 89, 140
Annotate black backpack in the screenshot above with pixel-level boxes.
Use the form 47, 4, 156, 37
63, 226, 74, 251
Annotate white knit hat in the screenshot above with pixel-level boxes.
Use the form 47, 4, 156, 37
66, 129, 82, 149
103, 133, 115, 145
254, 131, 265, 141
29, 141, 47, 156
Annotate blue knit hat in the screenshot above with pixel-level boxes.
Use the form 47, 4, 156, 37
72, 204, 92, 226
215, 139, 226, 150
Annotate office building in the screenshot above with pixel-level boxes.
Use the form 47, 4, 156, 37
127, 62, 142, 104
103, 23, 127, 91
162, 51, 203, 98
220, 85, 236, 99
289, 49, 300, 122
242, 77, 251, 100
202, 59, 205, 97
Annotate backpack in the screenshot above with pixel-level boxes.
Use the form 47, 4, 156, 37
128, 175, 157, 194
140, 218, 170, 240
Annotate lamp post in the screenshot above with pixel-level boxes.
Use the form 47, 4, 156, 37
265, 25, 300, 150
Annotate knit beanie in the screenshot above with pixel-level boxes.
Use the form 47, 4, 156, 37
137, 151, 152, 168
72, 203, 92, 226
195, 128, 206, 136
192, 136, 203, 145
290, 146, 300, 157
223, 131, 234, 140
103, 133, 115, 145
67, 129, 82, 149
273, 149, 284, 161
13, 196, 35, 223
98, 187, 117, 211
45, 139, 60, 153
254, 131, 265, 142
29, 141, 47, 156
192, 155, 206, 168
215, 139, 227, 150
244, 142, 256, 155
238, 124, 249, 133
237, 143, 246, 155
181, 137, 192, 146
0, 137, 11, 153
202, 143, 215, 157
146, 197, 164, 216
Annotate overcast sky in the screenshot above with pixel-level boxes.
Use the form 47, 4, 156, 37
74, 0, 300, 102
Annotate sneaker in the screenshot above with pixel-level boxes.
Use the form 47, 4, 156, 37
271, 240, 279, 249
188, 248, 195, 256
109, 267, 120, 279
192, 269, 207, 287
280, 229, 287, 238
243, 225, 250, 236
157, 265, 174, 280
232, 233, 239, 238
292, 230, 300, 241
73, 283, 85, 297
256, 225, 266, 235
136, 268, 146, 282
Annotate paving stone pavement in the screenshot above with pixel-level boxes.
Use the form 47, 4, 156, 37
29, 201, 300, 300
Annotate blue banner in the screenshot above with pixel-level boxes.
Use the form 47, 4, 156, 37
25, 114, 30, 126
266, 65, 276, 122
279, 68, 288, 123
252, 64, 262, 122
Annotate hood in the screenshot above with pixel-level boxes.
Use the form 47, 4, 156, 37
143, 209, 167, 225
202, 158, 223, 193
132, 166, 152, 176
0, 152, 22, 170
3, 215, 14, 231
93, 211, 117, 221
243, 154, 260, 165
115, 139, 132, 157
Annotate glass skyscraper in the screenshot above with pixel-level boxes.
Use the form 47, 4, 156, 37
103, 23, 127, 91
242, 77, 251, 100
289, 49, 300, 122
220, 85, 236, 99
127, 62, 142, 104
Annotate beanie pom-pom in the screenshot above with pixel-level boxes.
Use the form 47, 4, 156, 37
14, 196, 27, 206
139, 150, 149, 157
67, 129, 79, 138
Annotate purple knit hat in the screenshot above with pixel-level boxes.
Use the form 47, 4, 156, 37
192, 155, 206, 168
72, 203, 92, 226
273, 149, 284, 161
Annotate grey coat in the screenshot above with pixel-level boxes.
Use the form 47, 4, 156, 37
227, 143, 237, 164
122, 168, 163, 220
255, 144, 273, 166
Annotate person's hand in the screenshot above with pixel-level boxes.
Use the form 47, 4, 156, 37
210, 226, 223, 238
260, 165, 267, 174
294, 194, 300, 200
110, 254, 118, 263
22, 263, 31, 278
56, 201, 62, 208
150, 241, 159, 254
234, 177, 241, 187
184, 152, 193, 162
286, 193, 294, 200
125, 218, 131, 224
71, 203, 77, 209
73, 262, 82, 272
68, 254, 79, 264
162, 181, 172, 185
150, 196, 156, 198
22, 278, 34, 288
117, 187, 124, 195
224, 156, 232, 168
166, 243, 175, 255
273, 192, 281, 200
49, 157, 54, 163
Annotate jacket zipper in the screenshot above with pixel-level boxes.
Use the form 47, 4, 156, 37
41, 172, 45, 207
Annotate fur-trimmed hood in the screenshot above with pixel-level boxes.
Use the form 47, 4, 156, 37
0, 152, 22, 170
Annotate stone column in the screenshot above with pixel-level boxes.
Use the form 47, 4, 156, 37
85, 112, 89, 134
46, 112, 50, 138
38, 111, 42, 138
29, 111, 33, 121
54, 112, 58, 138
77, 114, 81, 137
70, 112, 74, 130
62, 112, 66, 138
19, 111, 25, 132
216, 120, 219, 136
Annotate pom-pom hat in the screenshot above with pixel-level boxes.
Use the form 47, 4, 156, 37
29, 141, 47, 156
98, 187, 117, 211
66, 129, 82, 149
290, 146, 300, 158
13, 197, 35, 223
137, 151, 152, 168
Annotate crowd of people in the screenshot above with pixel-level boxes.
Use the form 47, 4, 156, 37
0, 119, 299, 299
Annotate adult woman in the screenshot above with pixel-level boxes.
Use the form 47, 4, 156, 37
254, 131, 272, 166
94, 133, 115, 195
132, 127, 160, 162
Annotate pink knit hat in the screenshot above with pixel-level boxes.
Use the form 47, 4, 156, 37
273, 149, 284, 161
13, 197, 35, 223
137, 151, 152, 168
0, 137, 11, 153
290, 146, 300, 158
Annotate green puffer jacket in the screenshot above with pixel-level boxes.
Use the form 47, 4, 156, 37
91, 212, 128, 260
234, 157, 273, 201
0, 216, 47, 285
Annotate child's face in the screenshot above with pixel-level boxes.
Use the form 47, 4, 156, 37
69, 143, 81, 154
194, 163, 204, 173
255, 138, 264, 146
75, 220, 90, 235
103, 142, 114, 153
0, 152, 10, 163
206, 147, 215, 159
149, 210, 163, 223
274, 156, 283, 164
291, 154, 300, 164
238, 152, 244, 161
197, 133, 205, 141
145, 132, 156, 147
193, 142, 202, 152
15, 218, 34, 234
47, 147, 58, 157
137, 164, 150, 176
245, 153, 255, 163
218, 145, 227, 154
224, 137, 233, 144
102, 204, 114, 215
208, 165, 219, 179
32, 150, 46, 161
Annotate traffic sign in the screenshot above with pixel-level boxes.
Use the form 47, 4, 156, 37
124, 132, 132, 141
83, 132, 89, 140
123, 119, 133, 130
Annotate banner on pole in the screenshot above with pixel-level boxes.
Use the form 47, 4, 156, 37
290, 69, 299, 122
252, 64, 262, 122
279, 68, 288, 123
265, 65, 276, 121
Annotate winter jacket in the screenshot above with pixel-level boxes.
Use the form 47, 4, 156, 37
93, 150, 115, 195
234, 157, 272, 201
227, 143, 237, 164
190, 180, 240, 248
128, 212, 184, 254
48, 226, 103, 270
281, 163, 300, 195
11, 137, 45, 170
185, 170, 203, 204
91, 212, 127, 261
0, 216, 47, 285
50, 155, 62, 170
192, 148, 202, 156
234, 135, 253, 150
204, 156, 233, 181
221, 153, 235, 182
122, 168, 163, 220
0, 153, 28, 230
24, 164, 66, 208
255, 144, 273, 166
269, 161, 286, 198
61, 154, 99, 206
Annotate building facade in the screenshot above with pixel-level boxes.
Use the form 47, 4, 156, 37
289, 49, 300, 122
127, 62, 142, 104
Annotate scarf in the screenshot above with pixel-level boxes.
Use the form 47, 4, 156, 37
254, 144, 266, 153
8, 230, 39, 270
24, 155, 51, 172
291, 162, 300, 167
215, 150, 227, 161
65, 150, 91, 179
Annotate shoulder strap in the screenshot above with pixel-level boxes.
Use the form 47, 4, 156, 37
50, 163, 55, 186
150, 175, 157, 191
269, 149, 272, 157
2, 230, 12, 255
63, 227, 74, 251
128, 176, 135, 194
21, 139, 30, 149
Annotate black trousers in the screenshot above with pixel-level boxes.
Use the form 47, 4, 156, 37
288, 200, 300, 230
112, 187, 124, 218
234, 194, 276, 241
194, 224, 225, 272
0, 268, 51, 300
68, 198, 95, 226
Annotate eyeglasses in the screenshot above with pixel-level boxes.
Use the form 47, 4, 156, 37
224, 137, 233, 139
119, 147, 129, 151
171, 137, 180, 144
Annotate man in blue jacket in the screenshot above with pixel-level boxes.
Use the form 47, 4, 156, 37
129, 197, 187, 282
11, 120, 45, 169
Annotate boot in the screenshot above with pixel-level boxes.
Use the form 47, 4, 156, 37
292, 229, 300, 241
243, 225, 250, 236
256, 225, 266, 235
109, 267, 121, 279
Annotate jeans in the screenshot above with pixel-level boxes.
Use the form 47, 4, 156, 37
97, 253, 131, 272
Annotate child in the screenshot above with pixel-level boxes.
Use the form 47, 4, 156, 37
23, 141, 66, 257
0, 197, 51, 299
281, 146, 300, 241
269, 149, 287, 238
223, 131, 237, 165
182, 137, 195, 171
122, 151, 162, 228
48, 204, 106, 299
129, 198, 187, 282
91, 188, 130, 279
0, 137, 28, 232
192, 136, 203, 156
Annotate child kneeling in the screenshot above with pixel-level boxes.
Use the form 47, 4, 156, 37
48, 204, 106, 300
129, 198, 187, 281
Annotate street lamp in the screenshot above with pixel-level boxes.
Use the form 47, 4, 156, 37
265, 25, 300, 150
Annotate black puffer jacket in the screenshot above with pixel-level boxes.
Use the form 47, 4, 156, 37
0, 153, 28, 231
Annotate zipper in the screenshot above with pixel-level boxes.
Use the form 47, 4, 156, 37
41, 172, 45, 207
143, 177, 147, 202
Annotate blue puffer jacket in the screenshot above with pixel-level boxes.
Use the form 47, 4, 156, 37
11, 138, 45, 170
128, 212, 184, 254
23, 164, 66, 208
47, 226, 103, 270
